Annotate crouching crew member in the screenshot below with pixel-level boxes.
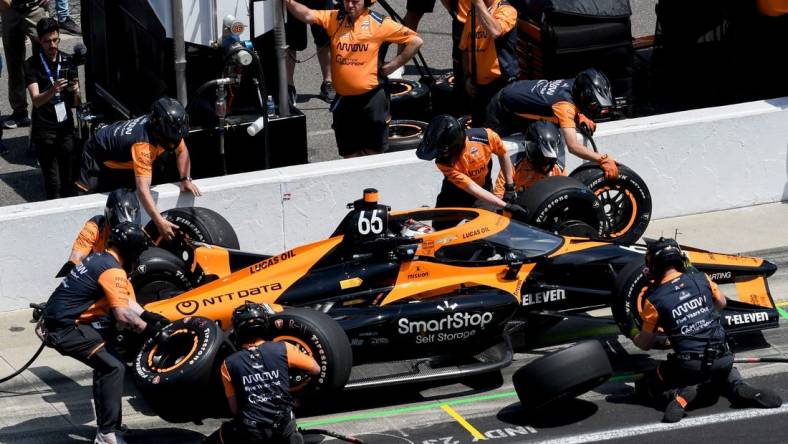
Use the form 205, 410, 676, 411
460, 0, 518, 125
206, 302, 320, 444
285, 0, 423, 157
485, 68, 619, 180
40, 223, 169, 444
416, 115, 527, 222
633, 238, 782, 423
493, 121, 566, 199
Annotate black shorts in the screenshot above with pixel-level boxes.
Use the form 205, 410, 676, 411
286, 0, 334, 52
76, 139, 136, 194
407, 0, 437, 14
331, 87, 389, 156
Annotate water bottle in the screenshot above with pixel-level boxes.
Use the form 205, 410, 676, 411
266, 95, 276, 117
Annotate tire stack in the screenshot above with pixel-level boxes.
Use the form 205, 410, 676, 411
386, 79, 430, 153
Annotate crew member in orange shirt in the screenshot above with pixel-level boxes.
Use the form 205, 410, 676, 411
493, 121, 566, 198
459, 0, 517, 125
285, 0, 423, 157
440, 0, 471, 103
417, 115, 527, 224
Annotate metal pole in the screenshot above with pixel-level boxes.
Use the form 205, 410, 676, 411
273, 0, 290, 116
172, 0, 188, 106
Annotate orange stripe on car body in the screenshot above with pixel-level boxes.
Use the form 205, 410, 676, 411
192, 245, 231, 278
548, 237, 607, 257
734, 276, 774, 308
686, 251, 764, 268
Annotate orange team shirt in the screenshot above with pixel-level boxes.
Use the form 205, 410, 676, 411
757, 0, 788, 16
453, 0, 471, 23
458, 0, 517, 85
493, 160, 565, 197
437, 128, 507, 190
640, 271, 724, 333
128, 140, 185, 178
78, 267, 135, 322
71, 218, 111, 260
221, 341, 317, 399
313, 10, 419, 96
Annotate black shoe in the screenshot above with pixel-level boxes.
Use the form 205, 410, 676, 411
0, 142, 8, 155
59, 17, 82, 35
733, 384, 782, 408
3, 113, 30, 129
319, 80, 336, 103
662, 398, 686, 423
287, 84, 297, 107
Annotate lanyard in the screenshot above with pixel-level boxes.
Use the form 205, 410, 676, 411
38, 51, 61, 89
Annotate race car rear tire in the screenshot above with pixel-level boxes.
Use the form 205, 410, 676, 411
145, 206, 239, 249
130, 247, 193, 306
386, 119, 427, 152
387, 78, 430, 120
133, 316, 231, 422
516, 176, 606, 239
611, 259, 670, 348
570, 163, 651, 243
513, 340, 612, 411
269, 308, 352, 393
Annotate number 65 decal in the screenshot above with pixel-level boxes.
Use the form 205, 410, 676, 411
357, 209, 384, 235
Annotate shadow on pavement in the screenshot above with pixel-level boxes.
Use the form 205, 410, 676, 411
496, 398, 598, 428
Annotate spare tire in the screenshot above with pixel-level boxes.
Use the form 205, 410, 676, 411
133, 316, 231, 422
513, 340, 612, 411
517, 176, 607, 238
130, 247, 193, 306
269, 308, 352, 393
387, 79, 430, 120
611, 258, 670, 348
570, 164, 652, 243
386, 119, 427, 152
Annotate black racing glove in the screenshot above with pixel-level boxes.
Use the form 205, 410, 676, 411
55, 261, 76, 278
504, 203, 529, 221
503, 183, 517, 204
141, 310, 170, 334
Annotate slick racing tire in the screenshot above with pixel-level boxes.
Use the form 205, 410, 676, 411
431, 72, 459, 117
570, 163, 651, 243
387, 78, 430, 120
134, 316, 231, 422
611, 259, 670, 348
386, 119, 427, 152
517, 176, 607, 239
129, 247, 193, 306
269, 308, 352, 392
513, 340, 612, 411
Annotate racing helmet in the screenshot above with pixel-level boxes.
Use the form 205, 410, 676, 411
524, 121, 564, 174
104, 188, 140, 228
572, 68, 613, 119
232, 302, 271, 343
645, 237, 686, 276
107, 222, 150, 271
148, 97, 189, 151
400, 218, 434, 237
417, 115, 466, 163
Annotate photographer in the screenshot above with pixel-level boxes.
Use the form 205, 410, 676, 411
24, 17, 80, 198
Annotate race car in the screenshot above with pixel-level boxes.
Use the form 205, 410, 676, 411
128, 189, 779, 422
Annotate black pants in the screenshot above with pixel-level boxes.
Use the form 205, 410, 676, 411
205, 417, 303, 444
434, 170, 492, 230
34, 133, 77, 199
470, 78, 509, 128
641, 352, 742, 407
44, 323, 125, 434
76, 139, 136, 194
484, 87, 531, 137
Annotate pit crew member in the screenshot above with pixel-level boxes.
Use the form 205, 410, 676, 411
40, 223, 168, 444
484, 68, 619, 180
633, 237, 782, 422
205, 302, 320, 444
75, 97, 201, 241
493, 121, 566, 198
284, 0, 423, 157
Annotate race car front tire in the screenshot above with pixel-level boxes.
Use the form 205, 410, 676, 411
269, 307, 352, 393
611, 259, 671, 348
130, 247, 193, 306
570, 163, 652, 243
516, 176, 607, 239
133, 316, 231, 422
513, 340, 612, 411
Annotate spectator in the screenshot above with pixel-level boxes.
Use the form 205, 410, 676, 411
75, 97, 202, 241
285, 0, 423, 157
285, 0, 336, 104
460, 0, 517, 125
53, 0, 80, 35
25, 17, 79, 199
390, 0, 436, 78
1, 0, 49, 130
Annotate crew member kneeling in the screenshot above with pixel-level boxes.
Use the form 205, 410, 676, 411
285, 0, 423, 157
633, 238, 782, 423
493, 121, 566, 198
206, 302, 320, 444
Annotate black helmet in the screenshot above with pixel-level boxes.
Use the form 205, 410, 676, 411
107, 222, 150, 271
417, 115, 466, 163
524, 121, 564, 174
104, 188, 140, 228
231, 302, 271, 343
149, 97, 189, 151
572, 68, 613, 119
645, 237, 686, 277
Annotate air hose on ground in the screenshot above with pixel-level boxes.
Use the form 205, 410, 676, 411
0, 303, 47, 385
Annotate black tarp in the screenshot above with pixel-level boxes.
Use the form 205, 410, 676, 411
522, 0, 632, 19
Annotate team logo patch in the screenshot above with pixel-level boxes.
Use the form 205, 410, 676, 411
274, 319, 284, 329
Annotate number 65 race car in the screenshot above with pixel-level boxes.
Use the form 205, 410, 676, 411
127, 189, 779, 422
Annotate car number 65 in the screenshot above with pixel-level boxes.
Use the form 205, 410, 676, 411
357, 209, 384, 235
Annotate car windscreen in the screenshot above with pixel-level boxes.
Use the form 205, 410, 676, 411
485, 220, 563, 259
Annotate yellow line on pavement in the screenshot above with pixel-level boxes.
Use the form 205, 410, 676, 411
441, 404, 486, 440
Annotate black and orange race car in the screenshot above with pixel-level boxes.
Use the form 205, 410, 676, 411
127, 189, 779, 422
